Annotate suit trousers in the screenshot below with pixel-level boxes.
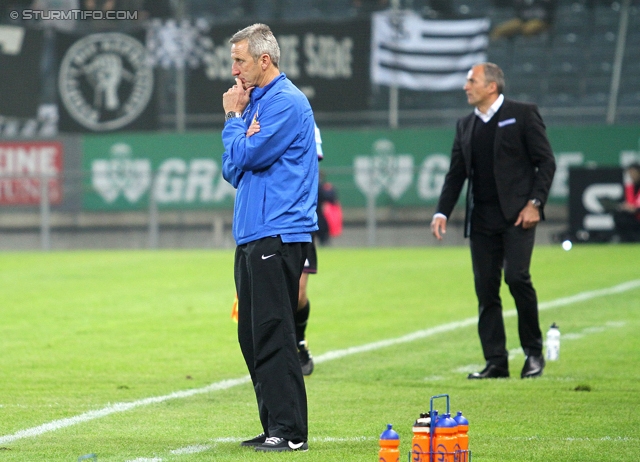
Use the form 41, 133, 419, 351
469, 225, 543, 368
235, 237, 309, 442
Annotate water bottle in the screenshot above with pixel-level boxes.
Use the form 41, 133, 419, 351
411, 413, 431, 462
379, 424, 400, 462
433, 413, 457, 462
545, 322, 560, 361
453, 411, 469, 462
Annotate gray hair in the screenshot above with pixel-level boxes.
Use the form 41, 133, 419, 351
481, 62, 505, 95
230, 23, 280, 68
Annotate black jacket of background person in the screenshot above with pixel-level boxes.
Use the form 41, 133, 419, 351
436, 98, 556, 237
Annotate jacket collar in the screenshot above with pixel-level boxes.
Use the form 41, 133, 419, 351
250, 72, 286, 104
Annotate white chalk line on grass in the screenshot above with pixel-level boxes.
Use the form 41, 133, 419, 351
169, 444, 212, 455
1, 279, 639, 447
509, 436, 639, 442
0, 377, 250, 445
124, 437, 380, 461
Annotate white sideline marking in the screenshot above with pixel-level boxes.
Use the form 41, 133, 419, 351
207, 436, 376, 444
126, 437, 378, 461
0, 377, 250, 445
209, 437, 237, 443
510, 436, 637, 442
1, 279, 639, 446
169, 444, 211, 455
125, 444, 214, 461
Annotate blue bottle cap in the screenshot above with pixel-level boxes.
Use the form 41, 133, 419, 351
454, 411, 469, 425
435, 413, 457, 428
380, 423, 400, 440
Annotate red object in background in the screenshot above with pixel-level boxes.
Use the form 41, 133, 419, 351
322, 201, 343, 237
0, 141, 63, 205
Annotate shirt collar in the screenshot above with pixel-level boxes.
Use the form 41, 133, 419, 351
474, 94, 504, 123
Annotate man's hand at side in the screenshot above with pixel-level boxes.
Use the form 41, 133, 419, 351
431, 214, 447, 240
514, 202, 541, 229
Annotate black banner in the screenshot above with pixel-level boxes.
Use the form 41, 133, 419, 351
2, 19, 371, 133
55, 29, 158, 133
185, 19, 371, 114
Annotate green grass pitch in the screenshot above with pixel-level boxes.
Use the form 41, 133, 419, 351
1, 244, 639, 461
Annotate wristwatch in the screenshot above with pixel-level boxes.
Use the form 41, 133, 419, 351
225, 111, 241, 122
530, 198, 541, 208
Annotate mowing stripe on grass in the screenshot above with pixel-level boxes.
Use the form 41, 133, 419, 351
1, 279, 638, 446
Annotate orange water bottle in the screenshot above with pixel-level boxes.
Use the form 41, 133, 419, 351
433, 412, 457, 462
453, 411, 469, 462
411, 413, 431, 462
379, 424, 400, 462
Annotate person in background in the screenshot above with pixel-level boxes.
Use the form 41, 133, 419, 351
221, 23, 317, 452
294, 124, 324, 376
316, 170, 341, 246
612, 163, 640, 242
431, 62, 556, 380
490, 0, 556, 40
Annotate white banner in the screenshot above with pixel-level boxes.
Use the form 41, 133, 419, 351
371, 10, 490, 91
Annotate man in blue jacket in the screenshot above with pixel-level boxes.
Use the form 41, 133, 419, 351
221, 23, 318, 452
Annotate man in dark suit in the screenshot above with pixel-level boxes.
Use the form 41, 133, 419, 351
431, 62, 556, 379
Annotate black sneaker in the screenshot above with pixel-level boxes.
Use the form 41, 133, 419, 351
240, 432, 267, 447
297, 340, 314, 376
255, 436, 308, 452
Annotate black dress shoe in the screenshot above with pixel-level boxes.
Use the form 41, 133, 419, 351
521, 355, 545, 378
468, 363, 509, 379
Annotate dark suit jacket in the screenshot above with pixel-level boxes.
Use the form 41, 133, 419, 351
436, 98, 556, 236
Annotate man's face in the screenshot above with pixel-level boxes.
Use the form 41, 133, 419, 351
231, 40, 260, 89
463, 65, 495, 108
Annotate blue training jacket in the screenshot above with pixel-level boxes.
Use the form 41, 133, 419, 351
222, 73, 319, 245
